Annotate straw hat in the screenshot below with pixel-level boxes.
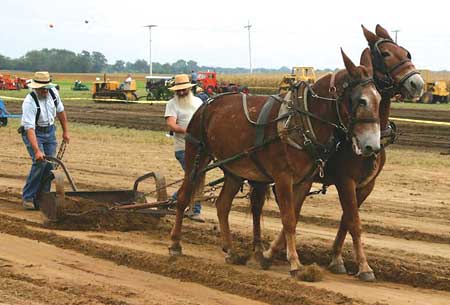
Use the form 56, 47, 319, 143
28, 71, 56, 89
169, 74, 195, 91
196, 86, 204, 93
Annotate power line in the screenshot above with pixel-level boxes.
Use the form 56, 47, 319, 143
244, 21, 252, 74
392, 30, 400, 43
144, 25, 157, 76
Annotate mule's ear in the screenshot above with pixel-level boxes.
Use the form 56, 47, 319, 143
360, 48, 373, 76
361, 24, 378, 45
341, 48, 358, 78
375, 24, 393, 40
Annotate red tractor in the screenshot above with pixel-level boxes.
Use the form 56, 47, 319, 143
0, 74, 18, 90
197, 71, 249, 95
0, 74, 28, 90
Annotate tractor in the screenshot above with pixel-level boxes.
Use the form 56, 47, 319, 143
72, 80, 89, 91
144, 76, 174, 101
0, 74, 19, 90
92, 74, 138, 101
196, 71, 249, 95
278, 66, 317, 94
418, 70, 449, 103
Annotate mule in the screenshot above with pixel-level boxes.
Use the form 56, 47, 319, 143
169, 48, 382, 278
250, 25, 424, 281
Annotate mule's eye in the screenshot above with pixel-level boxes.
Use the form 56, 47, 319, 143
358, 99, 367, 106
381, 52, 390, 57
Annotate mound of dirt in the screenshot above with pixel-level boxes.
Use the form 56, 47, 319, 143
44, 196, 168, 232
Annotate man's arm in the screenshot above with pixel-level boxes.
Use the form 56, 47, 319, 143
165, 116, 186, 134
56, 111, 70, 143
26, 129, 45, 161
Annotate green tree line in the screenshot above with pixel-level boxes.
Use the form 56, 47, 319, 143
0, 48, 290, 74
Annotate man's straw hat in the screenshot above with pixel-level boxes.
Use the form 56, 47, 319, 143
169, 74, 195, 91
28, 71, 56, 89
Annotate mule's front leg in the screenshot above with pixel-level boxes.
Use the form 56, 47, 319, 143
261, 181, 312, 270
335, 179, 375, 281
273, 175, 303, 275
216, 175, 245, 264
329, 180, 376, 276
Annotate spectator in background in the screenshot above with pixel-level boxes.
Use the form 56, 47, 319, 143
190, 70, 198, 94
195, 86, 209, 103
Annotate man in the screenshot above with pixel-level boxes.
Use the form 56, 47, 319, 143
165, 74, 204, 222
121, 74, 133, 90
195, 86, 210, 103
190, 70, 198, 94
20, 71, 69, 210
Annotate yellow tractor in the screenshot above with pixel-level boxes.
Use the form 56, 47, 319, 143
278, 66, 317, 94
92, 74, 138, 101
418, 70, 449, 103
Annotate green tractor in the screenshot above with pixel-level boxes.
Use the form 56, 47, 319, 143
72, 80, 89, 91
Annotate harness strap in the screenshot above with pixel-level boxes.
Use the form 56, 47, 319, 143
29, 92, 41, 127
242, 94, 256, 124
249, 153, 273, 181
255, 96, 279, 146
297, 83, 319, 143
29, 89, 59, 127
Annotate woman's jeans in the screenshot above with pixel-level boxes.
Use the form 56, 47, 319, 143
22, 125, 57, 205
175, 150, 201, 214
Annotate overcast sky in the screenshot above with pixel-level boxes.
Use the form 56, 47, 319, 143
1, 0, 449, 70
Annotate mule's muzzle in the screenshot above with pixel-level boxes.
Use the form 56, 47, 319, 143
400, 73, 424, 99
362, 144, 380, 157
352, 135, 380, 157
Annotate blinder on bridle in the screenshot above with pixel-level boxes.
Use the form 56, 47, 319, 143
370, 39, 419, 90
336, 77, 380, 134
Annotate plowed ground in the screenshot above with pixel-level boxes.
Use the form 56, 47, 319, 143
5, 101, 450, 150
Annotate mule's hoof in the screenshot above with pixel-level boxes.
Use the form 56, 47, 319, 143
225, 250, 249, 265
357, 271, 376, 282
168, 244, 182, 256
328, 263, 347, 274
255, 252, 273, 270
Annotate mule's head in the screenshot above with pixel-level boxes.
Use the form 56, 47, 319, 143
339, 48, 381, 157
362, 24, 424, 99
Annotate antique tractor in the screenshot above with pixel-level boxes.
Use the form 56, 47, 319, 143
144, 76, 174, 101
72, 80, 89, 91
92, 74, 138, 101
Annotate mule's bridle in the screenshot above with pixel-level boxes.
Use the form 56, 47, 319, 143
370, 38, 420, 92
327, 74, 380, 135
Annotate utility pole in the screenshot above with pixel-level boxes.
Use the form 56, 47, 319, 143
244, 20, 252, 74
144, 25, 157, 76
392, 30, 400, 43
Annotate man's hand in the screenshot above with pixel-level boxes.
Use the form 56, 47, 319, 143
62, 131, 70, 144
34, 149, 45, 162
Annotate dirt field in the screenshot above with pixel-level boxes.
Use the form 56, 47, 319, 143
4, 101, 450, 150
1, 109, 450, 304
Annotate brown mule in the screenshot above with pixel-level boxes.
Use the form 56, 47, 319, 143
250, 25, 424, 282
169, 48, 381, 279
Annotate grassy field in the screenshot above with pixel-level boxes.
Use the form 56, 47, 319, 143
1, 71, 450, 111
